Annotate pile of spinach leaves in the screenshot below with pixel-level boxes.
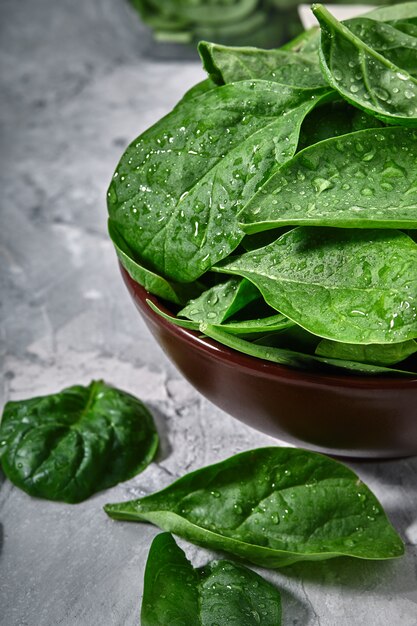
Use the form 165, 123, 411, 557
108, 2, 417, 376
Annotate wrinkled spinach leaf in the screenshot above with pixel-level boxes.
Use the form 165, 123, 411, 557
215, 227, 417, 345
107, 80, 330, 283
0, 381, 158, 503
239, 127, 417, 232
142, 532, 282, 626
105, 448, 404, 567
313, 4, 417, 125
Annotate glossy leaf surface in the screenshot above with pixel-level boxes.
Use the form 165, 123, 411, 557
107, 80, 329, 282
0, 381, 158, 503
202, 324, 416, 375
240, 127, 417, 233
313, 4, 417, 125
316, 338, 417, 365
108, 219, 202, 305
215, 227, 417, 344
105, 448, 404, 567
142, 533, 282, 626
199, 41, 326, 87
178, 278, 260, 324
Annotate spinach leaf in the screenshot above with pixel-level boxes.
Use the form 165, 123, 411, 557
0, 381, 158, 503
178, 78, 218, 104
313, 4, 417, 125
298, 100, 384, 150
142, 532, 200, 626
149, 299, 294, 337
214, 227, 417, 345
316, 338, 417, 366
108, 219, 202, 305
198, 41, 327, 87
239, 127, 417, 233
107, 80, 330, 282
105, 448, 404, 567
215, 314, 293, 335
178, 278, 260, 324
142, 532, 282, 626
201, 324, 416, 375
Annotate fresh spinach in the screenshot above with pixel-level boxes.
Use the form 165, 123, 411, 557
298, 100, 385, 150
239, 127, 417, 233
316, 338, 417, 365
108, 3, 417, 376
178, 278, 260, 324
107, 80, 330, 283
0, 381, 158, 503
214, 227, 417, 345
108, 219, 202, 306
313, 4, 417, 125
142, 532, 282, 625
198, 41, 326, 87
201, 324, 416, 375
149, 300, 294, 338
105, 448, 404, 567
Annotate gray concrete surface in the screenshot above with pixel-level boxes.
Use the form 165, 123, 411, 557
0, 1, 416, 624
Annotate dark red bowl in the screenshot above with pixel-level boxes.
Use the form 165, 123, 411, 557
121, 265, 417, 459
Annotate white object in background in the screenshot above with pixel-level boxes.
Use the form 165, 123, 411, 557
298, 4, 374, 30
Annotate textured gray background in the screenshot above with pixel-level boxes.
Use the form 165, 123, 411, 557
0, 1, 416, 624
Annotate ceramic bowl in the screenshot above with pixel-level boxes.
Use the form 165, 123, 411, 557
121, 265, 417, 459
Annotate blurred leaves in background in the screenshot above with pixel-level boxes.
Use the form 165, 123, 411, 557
129, 0, 398, 49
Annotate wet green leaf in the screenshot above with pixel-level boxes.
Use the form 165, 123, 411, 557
142, 533, 282, 626
105, 448, 404, 567
240, 127, 417, 233
215, 227, 417, 345
313, 3, 417, 125
0, 381, 158, 503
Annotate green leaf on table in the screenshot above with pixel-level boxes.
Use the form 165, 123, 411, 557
179, 278, 260, 324
107, 79, 330, 282
198, 41, 327, 87
105, 448, 404, 567
214, 227, 417, 345
239, 127, 417, 233
0, 381, 158, 503
108, 219, 202, 305
316, 338, 417, 365
313, 4, 417, 125
142, 532, 282, 626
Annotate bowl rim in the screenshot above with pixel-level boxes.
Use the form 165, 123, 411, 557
121, 265, 417, 390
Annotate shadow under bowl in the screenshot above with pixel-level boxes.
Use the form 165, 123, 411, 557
121, 266, 417, 459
